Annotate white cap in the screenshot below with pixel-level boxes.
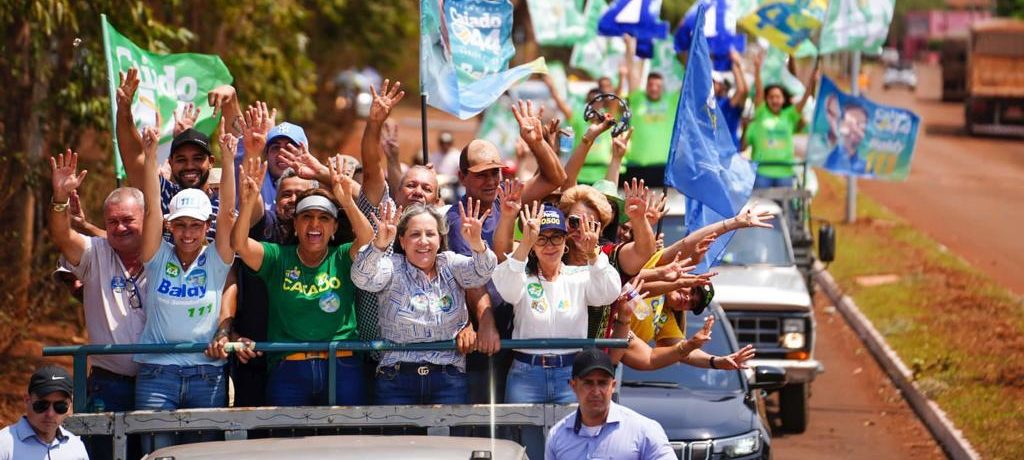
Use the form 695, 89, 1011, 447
294, 195, 338, 219
165, 188, 213, 222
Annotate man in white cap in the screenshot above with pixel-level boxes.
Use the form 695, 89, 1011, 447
0, 365, 88, 459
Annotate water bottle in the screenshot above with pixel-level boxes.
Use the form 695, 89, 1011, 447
622, 282, 651, 321
559, 126, 574, 160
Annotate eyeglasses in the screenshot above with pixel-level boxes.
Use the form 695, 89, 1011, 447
126, 277, 142, 310
32, 400, 70, 415
536, 234, 566, 247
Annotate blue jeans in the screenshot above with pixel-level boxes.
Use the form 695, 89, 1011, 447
266, 357, 366, 406
135, 363, 226, 454
753, 174, 795, 189
374, 363, 468, 405
505, 359, 575, 460
84, 368, 137, 460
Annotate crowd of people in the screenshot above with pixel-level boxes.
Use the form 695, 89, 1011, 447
20, 39, 825, 459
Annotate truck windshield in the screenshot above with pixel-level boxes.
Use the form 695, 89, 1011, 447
622, 311, 743, 393
719, 220, 792, 266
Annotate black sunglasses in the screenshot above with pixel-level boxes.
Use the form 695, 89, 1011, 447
32, 400, 70, 415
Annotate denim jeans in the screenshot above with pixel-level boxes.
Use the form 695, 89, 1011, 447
266, 357, 366, 407
84, 368, 137, 460
134, 363, 227, 454
374, 363, 467, 405
505, 359, 575, 460
753, 174, 795, 189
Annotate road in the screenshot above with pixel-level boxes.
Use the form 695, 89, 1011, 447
769, 293, 944, 459
854, 64, 1024, 296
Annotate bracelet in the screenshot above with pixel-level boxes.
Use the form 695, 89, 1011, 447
51, 198, 70, 213
709, 356, 717, 369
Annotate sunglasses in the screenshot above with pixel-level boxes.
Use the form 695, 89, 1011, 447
126, 277, 142, 310
32, 400, 70, 415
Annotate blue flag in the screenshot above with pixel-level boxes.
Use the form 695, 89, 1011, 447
664, 5, 755, 272
674, 0, 747, 71
597, 0, 669, 58
421, 0, 546, 119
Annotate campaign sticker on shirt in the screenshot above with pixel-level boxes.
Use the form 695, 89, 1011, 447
653, 311, 669, 335
285, 267, 301, 281
319, 291, 341, 313
411, 293, 429, 310
186, 269, 207, 288
165, 263, 180, 278
531, 298, 548, 314
527, 282, 544, 299
555, 299, 570, 313
110, 276, 126, 293
436, 294, 454, 313
197, 254, 207, 267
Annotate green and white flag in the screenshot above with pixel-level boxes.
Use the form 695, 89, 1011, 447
527, 0, 587, 46
649, 38, 685, 93
570, 0, 626, 85
102, 14, 233, 178
818, 0, 894, 55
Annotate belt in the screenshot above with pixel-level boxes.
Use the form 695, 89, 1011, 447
513, 352, 576, 368
283, 350, 353, 361
393, 362, 455, 376
90, 366, 135, 382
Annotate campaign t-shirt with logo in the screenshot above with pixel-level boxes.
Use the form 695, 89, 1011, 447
136, 241, 231, 366
63, 236, 148, 376
744, 104, 801, 179
626, 89, 680, 167
256, 242, 358, 367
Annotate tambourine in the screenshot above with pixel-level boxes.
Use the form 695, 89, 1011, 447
583, 93, 632, 137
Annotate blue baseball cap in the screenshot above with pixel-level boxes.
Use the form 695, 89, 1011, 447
539, 204, 567, 234
266, 122, 309, 152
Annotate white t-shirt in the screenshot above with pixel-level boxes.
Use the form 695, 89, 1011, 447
136, 242, 230, 366
63, 236, 148, 376
493, 253, 621, 355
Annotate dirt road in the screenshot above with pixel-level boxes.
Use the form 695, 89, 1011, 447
851, 65, 1024, 296
770, 293, 944, 459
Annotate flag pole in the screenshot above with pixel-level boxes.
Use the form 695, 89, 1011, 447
420, 1, 430, 166
101, 14, 123, 187
846, 50, 860, 224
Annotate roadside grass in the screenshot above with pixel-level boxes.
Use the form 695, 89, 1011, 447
812, 171, 1024, 459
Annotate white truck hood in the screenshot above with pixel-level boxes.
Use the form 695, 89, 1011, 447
711, 265, 812, 312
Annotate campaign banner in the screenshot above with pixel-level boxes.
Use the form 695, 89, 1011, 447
102, 14, 233, 178
649, 38, 685, 92
422, 0, 546, 119
674, 0, 751, 71
737, 0, 827, 55
597, 0, 670, 58
818, 0, 894, 55
807, 76, 920, 180
526, 0, 587, 46
570, 0, 627, 84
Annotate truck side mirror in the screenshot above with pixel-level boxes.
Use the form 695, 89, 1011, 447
749, 365, 787, 390
818, 223, 836, 263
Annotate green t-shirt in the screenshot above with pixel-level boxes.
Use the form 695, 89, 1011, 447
256, 242, 358, 364
570, 100, 621, 185
625, 89, 679, 167
744, 104, 801, 178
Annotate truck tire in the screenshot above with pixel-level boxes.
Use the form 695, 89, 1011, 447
779, 383, 809, 433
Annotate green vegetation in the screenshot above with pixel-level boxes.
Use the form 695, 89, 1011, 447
814, 171, 1024, 459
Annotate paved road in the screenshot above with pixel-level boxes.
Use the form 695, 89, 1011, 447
853, 65, 1024, 296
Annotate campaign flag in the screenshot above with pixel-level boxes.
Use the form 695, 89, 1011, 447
738, 0, 827, 55
597, 0, 670, 58
421, 0, 546, 119
674, 0, 750, 71
649, 38, 685, 92
526, 0, 588, 46
570, 0, 627, 84
818, 0, 894, 55
665, 5, 756, 272
102, 14, 233, 179
806, 76, 920, 180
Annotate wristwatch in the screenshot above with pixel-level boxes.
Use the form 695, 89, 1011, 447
51, 198, 70, 213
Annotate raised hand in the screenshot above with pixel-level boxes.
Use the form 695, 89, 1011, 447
613, 278, 648, 322
689, 315, 715, 349
585, 112, 615, 143
518, 201, 543, 247
369, 202, 400, 250
511, 100, 545, 146
497, 179, 524, 215
543, 117, 561, 151
141, 126, 160, 158
238, 156, 267, 211
735, 207, 775, 229
280, 143, 328, 181
116, 68, 140, 111
173, 103, 201, 136
694, 233, 717, 259
645, 191, 668, 226
218, 128, 239, 167
579, 214, 602, 261
368, 79, 406, 125
611, 126, 632, 160
623, 178, 649, 222
715, 344, 756, 370
207, 85, 237, 117
50, 149, 89, 202
242, 101, 276, 155
459, 197, 492, 253
328, 154, 358, 204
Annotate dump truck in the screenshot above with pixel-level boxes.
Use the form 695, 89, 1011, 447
964, 18, 1024, 136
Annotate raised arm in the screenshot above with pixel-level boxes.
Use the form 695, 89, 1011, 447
624, 34, 644, 95
541, 74, 573, 120
562, 113, 614, 190
208, 85, 243, 138
232, 157, 268, 271
214, 128, 238, 263
752, 52, 765, 108
604, 128, 632, 183
48, 150, 90, 266
729, 50, 749, 109
362, 79, 406, 206
381, 119, 403, 195
658, 208, 775, 267
241, 101, 276, 162
794, 67, 820, 127
512, 100, 568, 204
329, 155, 374, 259
493, 202, 542, 304
612, 179, 657, 277
280, 143, 331, 185
115, 68, 145, 185
351, 203, 399, 293
493, 179, 524, 263
68, 192, 106, 238
140, 127, 164, 263
173, 103, 201, 137
452, 198, 498, 287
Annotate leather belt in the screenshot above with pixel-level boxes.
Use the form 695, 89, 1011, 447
513, 352, 576, 368
283, 350, 353, 361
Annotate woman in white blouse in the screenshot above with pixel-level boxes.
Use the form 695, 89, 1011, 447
493, 202, 621, 404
